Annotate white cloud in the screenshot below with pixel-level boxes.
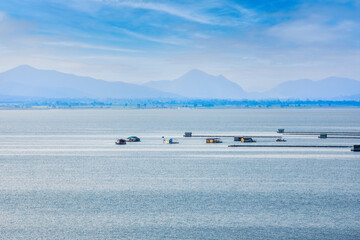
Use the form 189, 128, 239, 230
267, 19, 358, 45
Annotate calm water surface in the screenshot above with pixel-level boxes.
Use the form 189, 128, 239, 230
0, 108, 359, 239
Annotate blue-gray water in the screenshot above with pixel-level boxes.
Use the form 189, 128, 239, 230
0, 108, 359, 239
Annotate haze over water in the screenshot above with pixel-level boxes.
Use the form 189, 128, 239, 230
0, 108, 359, 239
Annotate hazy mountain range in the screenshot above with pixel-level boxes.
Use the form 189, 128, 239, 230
0, 65, 176, 99
263, 77, 360, 99
1, 65, 359, 100
143, 69, 248, 99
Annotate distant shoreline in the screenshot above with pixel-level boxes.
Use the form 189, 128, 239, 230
1, 99, 360, 110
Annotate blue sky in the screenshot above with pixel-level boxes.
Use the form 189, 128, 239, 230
0, 0, 359, 91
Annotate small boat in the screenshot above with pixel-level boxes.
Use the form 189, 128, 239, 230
206, 138, 222, 143
127, 136, 141, 142
276, 138, 287, 142
165, 138, 179, 144
115, 139, 127, 145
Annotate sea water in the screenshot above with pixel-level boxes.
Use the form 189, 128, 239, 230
0, 108, 359, 239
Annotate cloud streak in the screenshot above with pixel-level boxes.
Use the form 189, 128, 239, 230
44, 41, 141, 53
98, 0, 255, 26
115, 27, 187, 45
101, 0, 214, 24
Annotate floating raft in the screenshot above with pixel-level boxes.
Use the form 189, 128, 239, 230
228, 145, 352, 148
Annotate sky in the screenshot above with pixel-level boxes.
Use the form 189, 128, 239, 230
0, 0, 359, 91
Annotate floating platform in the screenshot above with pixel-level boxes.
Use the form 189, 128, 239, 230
186, 135, 280, 138
327, 136, 360, 139
283, 133, 360, 136
277, 129, 360, 136
228, 145, 352, 148
280, 131, 360, 136
183, 132, 279, 138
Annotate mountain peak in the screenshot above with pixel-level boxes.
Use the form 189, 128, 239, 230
144, 69, 247, 99
181, 69, 210, 79
10, 64, 37, 71
187, 69, 206, 74
0, 65, 177, 99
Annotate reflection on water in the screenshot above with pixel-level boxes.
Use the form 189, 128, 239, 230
0, 109, 359, 239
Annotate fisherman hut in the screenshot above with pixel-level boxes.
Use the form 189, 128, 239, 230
234, 136, 242, 141
318, 134, 327, 139
241, 137, 256, 143
352, 145, 360, 152
184, 132, 192, 137
206, 138, 222, 143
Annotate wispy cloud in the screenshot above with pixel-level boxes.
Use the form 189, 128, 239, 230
102, 0, 214, 24
267, 19, 359, 45
97, 0, 256, 26
230, 3, 258, 23
116, 27, 187, 45
44, 41, 141, 53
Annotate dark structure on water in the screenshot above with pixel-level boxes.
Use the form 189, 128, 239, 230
234, 137, 256, 142
352, 145, 360, 152
184, 132, 192, 137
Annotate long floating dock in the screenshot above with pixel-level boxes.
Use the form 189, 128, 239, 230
327, 136, 360, 139
228, 145, 352, 148
278, 130, 360, 136
187, 135, 280, 138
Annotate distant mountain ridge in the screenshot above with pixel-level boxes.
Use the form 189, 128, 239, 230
144, 69, 248, 99
0, 65, 177, 99
0, 65, 359, 100
263, 77, 360, 99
